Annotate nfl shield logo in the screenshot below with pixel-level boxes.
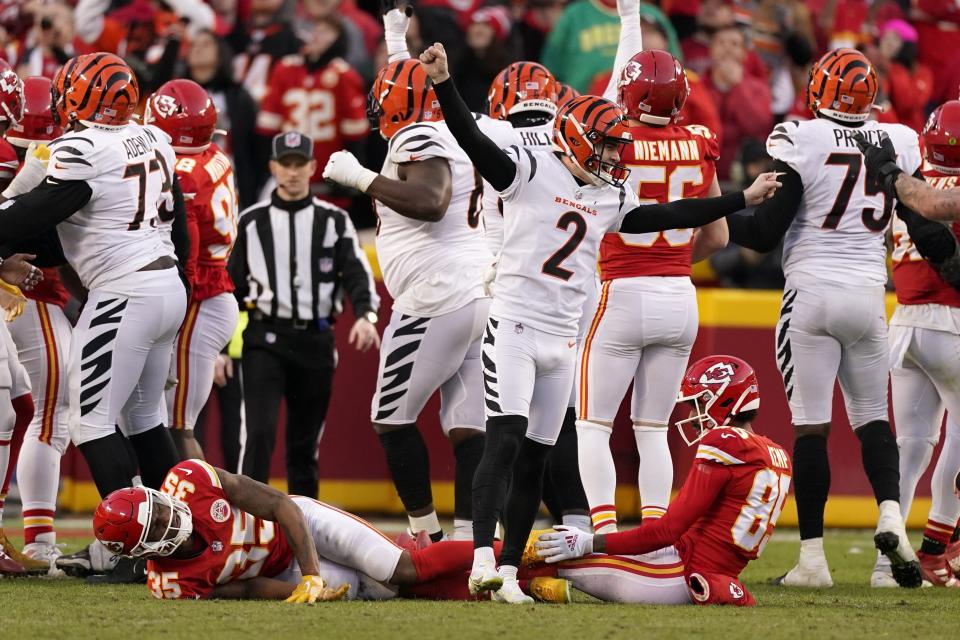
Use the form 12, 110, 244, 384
284, 132, 302, 148
319, 257, 334, 273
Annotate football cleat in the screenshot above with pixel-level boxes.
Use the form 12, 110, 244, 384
871, 555, 898, 588
0, 532, 49, 575
85, 557, 147, 584
770, 562, 833, 588
918, 551, 959, 587
468, 562, 503, 595
523, 529, 555, 567
529, 577, 571, 604
56, 540, 119, 577
491, 578, 535, 604
23, 542, 65, 577
874, 505, 922, 588
945, 541, 960, 575
0, 547, 25, 575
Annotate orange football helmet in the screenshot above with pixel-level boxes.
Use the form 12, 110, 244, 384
487, 62, 558, 120
555, 83, 580, 110
553, 95, 632, 187
367, 59, 441, 140
807, 48, 878, 123
60, 52, 139, 127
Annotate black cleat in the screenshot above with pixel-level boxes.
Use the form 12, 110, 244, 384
874, 531, 922, 588
85, 557, 147, 585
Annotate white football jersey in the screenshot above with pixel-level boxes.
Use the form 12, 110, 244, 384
479, 115, 554, 255
493, 147, 639, 336
47, 123, 177, 290
767, 118, 921, 286
375, 120, 491, 317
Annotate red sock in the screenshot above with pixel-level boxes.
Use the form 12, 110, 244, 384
23, 508, 55, 545
923, 518, 954, 548
1, 394, 33, 496
401, 572, 478, 600
412, 541, 506, 581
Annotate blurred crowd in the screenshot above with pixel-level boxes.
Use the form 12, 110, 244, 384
1, 0, 957, 287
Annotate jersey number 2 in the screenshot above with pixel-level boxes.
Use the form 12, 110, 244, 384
542, 211, 587, 281
125, 151, 173, 230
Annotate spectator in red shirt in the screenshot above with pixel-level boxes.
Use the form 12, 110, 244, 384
702, 25, 773, 182
256, 15, 369, 204
913, 0, 960, 104
875, 19, 933, 133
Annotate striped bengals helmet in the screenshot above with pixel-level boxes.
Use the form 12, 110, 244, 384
555, 83, 580, 110
61, 53, 140, 127
367, 59, 441, 140
807, 48, 878, 123
487, 62, 558, 120
553, 95, 632, 187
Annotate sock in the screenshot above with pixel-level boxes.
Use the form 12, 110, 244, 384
921, 518, 953, 555
793, 433, 830, 540
577, 420, 617, 533
128, 425, 181, 490
547, 408, 589, 514
0, 393, 34, 526
411, 540, 477, 581
18, 439, 61, 545
378, 426, 434, 514
498, 564, 518, 581
895, 435, 935, 518
930, 425, 960, 540
473, 546, 496, 568
634, 424, 672, 520
408, 512, 443, 543
78, 431, 139, 497
498, 437, 551, 568
472, 416, 526, 549
798, 537, 827, 565
562, 513, 592, 532
451, 519, 472, 541
857, 421, 900, 504
453, 434, 484, 521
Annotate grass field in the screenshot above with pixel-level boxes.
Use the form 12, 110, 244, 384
2, 524, 957, 640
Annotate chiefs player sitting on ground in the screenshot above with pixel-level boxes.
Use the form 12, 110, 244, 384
535, 355, 793, 606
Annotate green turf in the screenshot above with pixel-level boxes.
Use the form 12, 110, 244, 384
2, 528, 957, 640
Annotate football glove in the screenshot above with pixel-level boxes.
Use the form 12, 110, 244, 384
323, 151, 378, 193
382, 0, 413, 62
535, 526, 594, 564
483, 258, 499, 297
3, 142, 50, 199
0, 280, 26, 322
617, 0, 640, 19
852, 132, 902, 199
285, 575, 350, 604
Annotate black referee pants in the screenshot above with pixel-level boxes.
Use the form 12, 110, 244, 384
240, 320, 335, 498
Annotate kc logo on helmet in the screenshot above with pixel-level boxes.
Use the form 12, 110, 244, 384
152, 94, 180, 118
699, 362, 735, 385
619, 61, 642, 87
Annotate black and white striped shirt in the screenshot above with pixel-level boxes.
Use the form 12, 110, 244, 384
228, 192, 378, 322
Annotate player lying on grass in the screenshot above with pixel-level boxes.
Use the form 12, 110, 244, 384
535, 355, 793, 606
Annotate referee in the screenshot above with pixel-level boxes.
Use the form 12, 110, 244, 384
228, 131, 380, 498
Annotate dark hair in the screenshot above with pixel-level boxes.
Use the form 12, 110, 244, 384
893, 40, 918, 70
729, 410, 758, 426
189, 29, 237, 89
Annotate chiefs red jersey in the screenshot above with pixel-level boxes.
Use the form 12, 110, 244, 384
891, 168, 960, 307
599, 124, 720, 280
174, 144, 238, 301
147, 459, 294, 600
255, 55, 369, 183
604, 426, 792, 579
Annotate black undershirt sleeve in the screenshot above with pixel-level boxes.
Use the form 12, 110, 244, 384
619, 191, 747, 234
432, 77, 517, 191
726, 161, 803, 252
169, 174, 191, 268
0, 178, 92, 244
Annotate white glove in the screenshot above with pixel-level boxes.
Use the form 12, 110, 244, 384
383, 3, 412, 62
323, 151, 378, 193
617, 0, 640, 19
3, 142, 49, 199
535, 525, 594, 563
482, 258, 498, 297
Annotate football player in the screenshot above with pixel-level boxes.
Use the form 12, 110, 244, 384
885, 101, 960, 586
144, 79, 240, 461
536, 355, 792, 607
417, 41, 780, 602
320, 5, 490, 543
0, 54, 189, 581
577, 0, 727, 534
4, 75, 72, 569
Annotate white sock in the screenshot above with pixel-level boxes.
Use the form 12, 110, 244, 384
799, 537, 827, 564
634, 424, 672, 520
896, 435, 936, 519
409, 512, 442, 538
18, 439, 61, 545
562, 514, 592, 533
930, 423, 960, 527
473, 546, 495, 568
577, 420, 617, 533
498, 564, 518, 581
0, 435, 10, 527
451, 519, 473, 541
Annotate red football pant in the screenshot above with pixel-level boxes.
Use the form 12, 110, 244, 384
687, 571, 756, 607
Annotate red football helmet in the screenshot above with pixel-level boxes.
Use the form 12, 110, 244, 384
922, 100, 960, 173
145, 79, 219, 153
617, 49, 689, 126
93, 487, 193, 558
675, 355, 760, 446
554, 95, 632, 187
487, 62, 558, 120
0, 59, 23, 130
6, 76, 62, 148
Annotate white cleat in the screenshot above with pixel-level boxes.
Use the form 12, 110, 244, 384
468, 562, 503, 595
871, 556, 898, 588
771, 561, 834, 588
23, 542, 66, 577
874, 501, 921, 588
491, 578, 534, 604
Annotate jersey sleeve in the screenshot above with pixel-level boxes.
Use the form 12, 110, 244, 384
765, 120, 803, 173
612, 186, 641, 231
889, 124, 923, 177
47, 137, 100, 182
387, 123, 456, 164
160, 458, 226, 506
336, 64, 370, 140
476, 115, 520, 149
687, 124, 721, 162
498, 144, 534, 203
695, 428, 755, 467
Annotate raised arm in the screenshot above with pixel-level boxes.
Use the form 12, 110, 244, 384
603, 0, 643, 102
383, 0, 413, 63
420, 43, 518, 192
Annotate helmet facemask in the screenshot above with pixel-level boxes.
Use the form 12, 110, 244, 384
128, 488, 193, 558
675, 386, 724, 447
583, 129, 632, 188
